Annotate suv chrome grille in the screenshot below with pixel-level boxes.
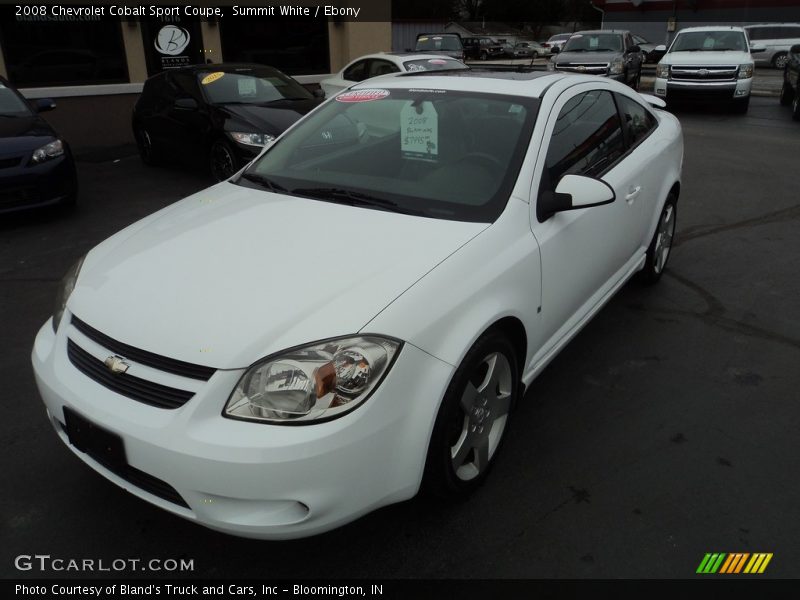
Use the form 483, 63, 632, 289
555, 62, 610, 75
670, 65, 738, 81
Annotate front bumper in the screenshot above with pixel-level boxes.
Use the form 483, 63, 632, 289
32, 315, 454, 539
0, 152, 77, 215
654, 77, 753, 101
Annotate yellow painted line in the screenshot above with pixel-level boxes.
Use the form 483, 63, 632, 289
758, 553, 773, 574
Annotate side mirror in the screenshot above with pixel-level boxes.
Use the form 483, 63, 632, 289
749, 43, 767, 53
655, 44, 667, 52
627, 45, 642, 53
538, 174, 616, 221
174, 97, 198, 110
551, 46, 560, 54
312, 88, 325, 98
34, 98, 57, 112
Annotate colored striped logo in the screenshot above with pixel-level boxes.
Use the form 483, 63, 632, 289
696, 553, 773, 574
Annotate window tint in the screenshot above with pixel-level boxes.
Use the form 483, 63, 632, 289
343, 60, 369, 82
616, 94, 657, 147
544, 90, 625, 184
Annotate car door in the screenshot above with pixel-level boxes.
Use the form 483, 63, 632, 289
625, 33, 643, 82
530, 85, 644, 354
164, 71, 209, 161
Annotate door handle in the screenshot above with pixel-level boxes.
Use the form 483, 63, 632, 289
625, 186, 642, 203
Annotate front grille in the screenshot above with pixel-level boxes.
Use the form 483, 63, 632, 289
0, 156, 22, 169
555, 62, 609, 75
72, 315, 216, 381
671, 65, 738, 81
67, 339, 195, 409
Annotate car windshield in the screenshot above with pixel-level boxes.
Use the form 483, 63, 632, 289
0, 83, 32, 117
238, 88, 539, 223
403, 58, 468, 72
671, 31, 747, 52
563, 33, 623, 52
416, 36, 463, 51
198, 68, 312, 105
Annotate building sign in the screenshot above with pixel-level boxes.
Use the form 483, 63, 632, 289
141, 16, 203, 75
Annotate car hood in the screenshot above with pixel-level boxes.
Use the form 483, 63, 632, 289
555, 51, 622, 63
69, 183, 487, 369
663, 51, 752, 64
218, 99, 322, 136
0, 115, 56, 154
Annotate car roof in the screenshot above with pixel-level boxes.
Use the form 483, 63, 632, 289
744, 23, 800, 28
573, 30, 628, 35
353, 70, 573, 97
351, 53, 462, 64
676, 26, 747, 33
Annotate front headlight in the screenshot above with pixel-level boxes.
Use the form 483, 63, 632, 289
609, 59, 625, 75
229, 132, 276, 147
738, 64, 754, 79
547, 59, 556, 71
31, 139, 64, 165
656, 64, 670, 79
53, 255, 85, 333
224, 336, 402, 424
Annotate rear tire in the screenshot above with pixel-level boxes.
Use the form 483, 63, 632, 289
423, 330, 519, 499
637, 193, 677, 285
773, 52, 789, 70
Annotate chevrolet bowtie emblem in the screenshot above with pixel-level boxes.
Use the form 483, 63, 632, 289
104, 355, 130, 375
577, 65, 587, 72
698, 69, 709, 77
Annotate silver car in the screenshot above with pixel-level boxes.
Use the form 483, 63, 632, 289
744, 23, 800, 69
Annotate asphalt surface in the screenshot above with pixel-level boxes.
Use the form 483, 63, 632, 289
2, 97, 799, 580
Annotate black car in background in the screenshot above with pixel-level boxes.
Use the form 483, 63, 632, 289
779, 44, 800, 120
132, 64, 324, 181
0, 77, 77, 215
463, 37, 505, 60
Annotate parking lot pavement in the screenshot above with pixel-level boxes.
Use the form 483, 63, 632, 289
2, 97, 799, 579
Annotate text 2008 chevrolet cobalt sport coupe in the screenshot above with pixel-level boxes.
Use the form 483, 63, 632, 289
32, 71, 683, 539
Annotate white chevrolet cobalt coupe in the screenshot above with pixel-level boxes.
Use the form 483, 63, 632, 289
33, 70, 683, 539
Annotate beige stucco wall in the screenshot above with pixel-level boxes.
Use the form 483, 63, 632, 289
328, 21, 393, 73
200, 21, 224, 65
120, 22, 148, 83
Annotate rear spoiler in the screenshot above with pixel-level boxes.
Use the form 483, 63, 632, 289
639, 93, 667, 109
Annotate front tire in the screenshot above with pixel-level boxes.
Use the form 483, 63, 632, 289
134, 125, 161, 166
638, 194, 677, 285
480, 51, 488, 61
780, 79, 793, 106
423, 331, 519, 498
209, 139, 239, 181
732, 96, 750, 114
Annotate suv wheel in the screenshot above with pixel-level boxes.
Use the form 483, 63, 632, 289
480, 51, 488, 60
773, 52, 789, 70
780, 79, 794, 106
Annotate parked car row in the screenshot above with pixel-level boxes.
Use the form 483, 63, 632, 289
780, 43, 800, 120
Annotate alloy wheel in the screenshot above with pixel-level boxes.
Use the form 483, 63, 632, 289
210, 142, 236, 181
450, 351, 513, 481
654, 203, 675, 274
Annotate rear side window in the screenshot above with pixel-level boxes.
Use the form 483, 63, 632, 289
343, 60, 369, 82
615, 94, 657, 147
544, 90, 626, 184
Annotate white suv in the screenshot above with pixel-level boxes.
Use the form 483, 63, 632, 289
654, 26, 764, 113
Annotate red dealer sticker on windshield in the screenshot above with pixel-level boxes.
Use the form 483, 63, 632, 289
335, 89, 390, 103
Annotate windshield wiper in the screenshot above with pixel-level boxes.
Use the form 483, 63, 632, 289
238, 172, 289, 194
292, 187, 424, 216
